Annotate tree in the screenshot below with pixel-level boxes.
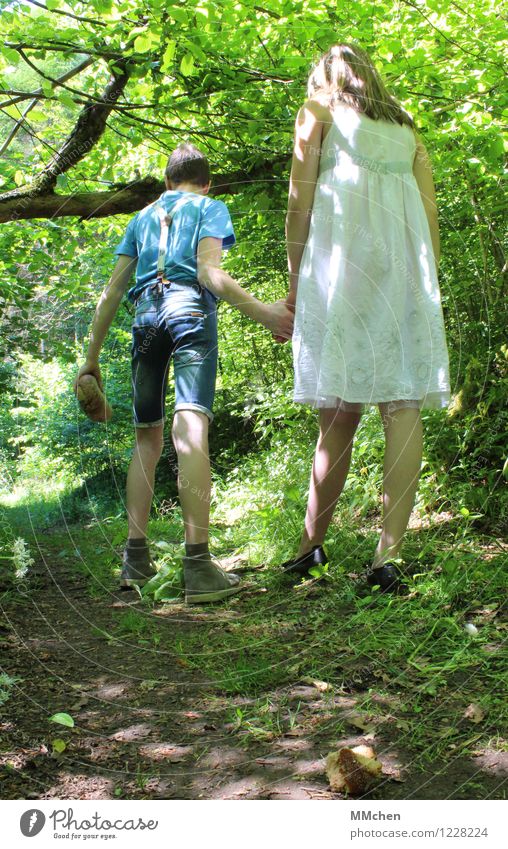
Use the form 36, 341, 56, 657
0, 0, 506, 489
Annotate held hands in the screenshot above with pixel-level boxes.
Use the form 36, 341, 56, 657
261, 299, 294, 341
271, 294, 296, 344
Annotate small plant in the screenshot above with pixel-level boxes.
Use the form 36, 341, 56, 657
141, 549, 184, 603
12, 537, 35, 581
0, 673, 21, 706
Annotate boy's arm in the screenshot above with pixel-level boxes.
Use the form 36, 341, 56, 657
413, 131, 440, 268
286, 100, 324, 307
74, 255, 137, 389
197, 238, 294, 338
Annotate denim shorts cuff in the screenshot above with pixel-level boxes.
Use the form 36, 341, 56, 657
134, 417, 165, 428
174, 403, 214, 423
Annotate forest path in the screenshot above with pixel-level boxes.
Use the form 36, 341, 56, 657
0, 524, 506, 800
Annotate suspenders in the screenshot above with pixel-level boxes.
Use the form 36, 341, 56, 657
154, 195, 193, 285
155, 204, 171, 283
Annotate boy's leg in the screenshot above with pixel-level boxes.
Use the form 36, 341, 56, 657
172, 408, 241, 603
372, 404, 423, 568
296, 408, 362, 558
171, 409, 211, 544
120, 424, 164, 588
126, 424, 165, 539
169, 288, 240, 602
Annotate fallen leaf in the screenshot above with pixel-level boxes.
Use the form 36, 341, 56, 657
464, 703, 485, 724
49, 712, 75, 728
301, 677, 331, 692
70, 696, 90, 711
52, 739, 67, 754
346, 712, 376, 733
139, 680, 157, 692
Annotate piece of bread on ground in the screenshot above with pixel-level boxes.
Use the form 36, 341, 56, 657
75, 374, 113, 423
326, 745, 382, 795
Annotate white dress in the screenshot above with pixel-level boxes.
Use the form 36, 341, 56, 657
293, 103, 450, 410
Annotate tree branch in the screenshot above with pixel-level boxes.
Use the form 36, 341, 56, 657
0, 98, 38, 157
32, 61, 130, 193
22, 0, 107, 27
0, 57, 93, 110
0, 160, 287, 223
4, 40, 122, 59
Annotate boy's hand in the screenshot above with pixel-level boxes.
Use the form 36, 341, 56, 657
74, 360, 103, 393
261, 300, 294, 340
285, 289, 297, 310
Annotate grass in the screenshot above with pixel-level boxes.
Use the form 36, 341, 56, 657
1, 406, 506, 788
23, 499, 506, 775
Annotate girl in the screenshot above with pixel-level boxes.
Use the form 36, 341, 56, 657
283, 43, 450, 592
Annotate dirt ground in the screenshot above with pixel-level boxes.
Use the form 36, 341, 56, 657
0, 537, 506, 800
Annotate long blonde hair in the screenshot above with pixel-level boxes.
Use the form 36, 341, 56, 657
307, 43, 415, 128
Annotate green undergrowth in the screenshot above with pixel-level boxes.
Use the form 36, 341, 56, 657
2, 404, 506, 777
16, 505, 507, 774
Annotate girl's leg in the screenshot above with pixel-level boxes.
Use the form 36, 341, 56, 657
372, 404, 423, 568
296, 408, 362, 558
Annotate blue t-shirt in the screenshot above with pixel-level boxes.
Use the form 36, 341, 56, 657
115, 190, 236, 302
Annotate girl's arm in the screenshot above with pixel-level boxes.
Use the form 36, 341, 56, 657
285, 100, 325, 307
413, 131, 440, 268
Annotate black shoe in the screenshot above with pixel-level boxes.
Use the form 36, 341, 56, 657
281, 545, 328, 577
366, 562, 407, 594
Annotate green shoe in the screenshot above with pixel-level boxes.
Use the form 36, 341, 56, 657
120, 543, 157, 588
183, 554, 241, 604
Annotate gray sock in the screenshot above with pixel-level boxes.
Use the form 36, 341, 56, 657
185, 542, 210, 557
128, 538, 147, 548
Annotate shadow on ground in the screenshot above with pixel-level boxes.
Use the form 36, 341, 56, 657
0, 526, 506, 800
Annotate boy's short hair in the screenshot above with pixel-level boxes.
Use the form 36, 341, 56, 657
165, 143, 210, 187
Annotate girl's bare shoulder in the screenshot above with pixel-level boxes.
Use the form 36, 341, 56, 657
298, 97, 333, 123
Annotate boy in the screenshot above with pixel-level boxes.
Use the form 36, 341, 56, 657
75, 143, 293, 603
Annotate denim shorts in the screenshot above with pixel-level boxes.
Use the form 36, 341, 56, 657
131, 280, 218, 426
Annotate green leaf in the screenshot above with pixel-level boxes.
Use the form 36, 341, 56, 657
58, 92, 75, 109
49, 712, 75, 728
308, 563, 328, 579
154, 581, 183, 601
134, 34, 152, 53
357, 595, 373, 606
52, 738, 67, 753
28, 109, 47, 123
2, 104, 23, 119
170, 7, 188, 23
161, 41, 176, 71
2, 48, 20, 65
180, 53, 195, 76
153, 540, 173, 550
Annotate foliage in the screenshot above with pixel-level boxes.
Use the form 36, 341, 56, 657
0, 0, 506, 524
0, 673, 21, 706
